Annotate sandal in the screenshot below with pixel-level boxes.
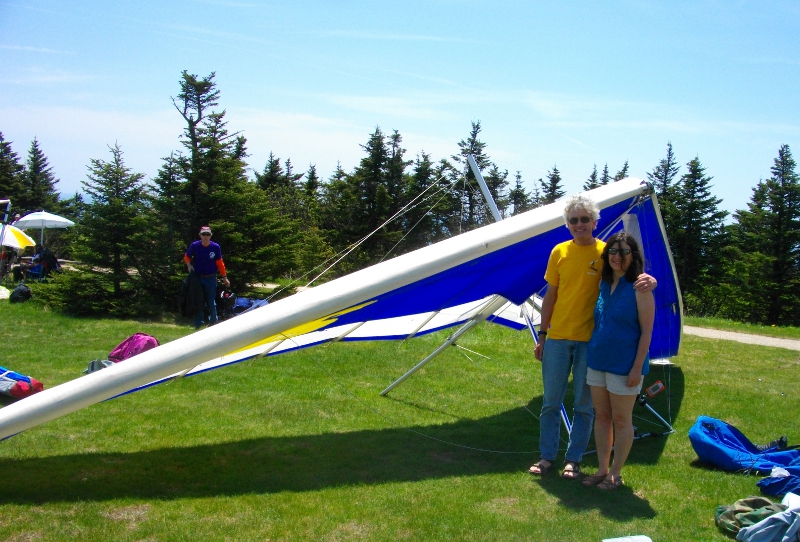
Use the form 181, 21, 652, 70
529, 460, 553, 476
581, 472, 608, 487
561, 460, 581, 480
596, 476, 624, 491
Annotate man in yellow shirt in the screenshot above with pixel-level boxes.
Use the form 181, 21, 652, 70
529, 194, 655, 479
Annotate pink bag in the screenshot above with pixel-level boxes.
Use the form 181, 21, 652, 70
108, 333, 159, 362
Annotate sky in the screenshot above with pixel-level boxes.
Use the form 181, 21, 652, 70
2, 0, 799, 216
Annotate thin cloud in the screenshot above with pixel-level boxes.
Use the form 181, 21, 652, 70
0, 44, 75, 54
308, 29, 481, 44
1, 68, 93, 84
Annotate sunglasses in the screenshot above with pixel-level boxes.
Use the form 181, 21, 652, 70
568, 216, 592, 225
200, 232, 211, 236
608, 248, 631, 256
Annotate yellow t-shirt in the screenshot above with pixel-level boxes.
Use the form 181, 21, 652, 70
544, 239, 605, 342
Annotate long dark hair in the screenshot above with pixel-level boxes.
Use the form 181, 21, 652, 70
601, 232, 644, 283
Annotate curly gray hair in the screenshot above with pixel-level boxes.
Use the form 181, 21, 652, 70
562, 193, 600, 224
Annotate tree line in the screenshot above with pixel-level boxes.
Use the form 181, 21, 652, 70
1, 71, 798, 325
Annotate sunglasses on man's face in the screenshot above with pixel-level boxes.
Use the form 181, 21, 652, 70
608, 248, 631, 256
568, 216, 592, 225
200, 232, 211, 236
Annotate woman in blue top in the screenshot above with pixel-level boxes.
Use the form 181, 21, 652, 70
581, 232, 655, 491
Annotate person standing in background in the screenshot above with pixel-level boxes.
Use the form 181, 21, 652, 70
184, 226, 230, 329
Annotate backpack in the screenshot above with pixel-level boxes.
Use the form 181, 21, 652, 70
178, 274, 205, 317
0, 365, 44, 399
714, 496, 787, 536
9, 283, 31, 303
108, 333, 159, 362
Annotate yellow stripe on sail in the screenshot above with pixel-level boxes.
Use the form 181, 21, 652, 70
225, 300, 376, 355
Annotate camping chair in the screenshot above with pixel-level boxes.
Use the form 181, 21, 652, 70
23, 249, 61, 282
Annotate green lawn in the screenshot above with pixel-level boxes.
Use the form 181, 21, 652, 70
0, 303, 797, 541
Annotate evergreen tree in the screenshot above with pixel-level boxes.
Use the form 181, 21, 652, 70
386, 130, 410, 219
18, 137, 60, 214
451, 121, 497, 230
319, 162, 360, 274
254, 152, 283, 191
153, 70, 303, 292
0, 132, 24, 204
539, 165, 565, 205
530, 179, 543, 208
583, 164, 600, 191
509, 171, 532, 215
646, 142, 681, 244
283, 158, 304, 187
399, 152, 439, 250
600, 163, 611, 185
77, 144, 148, 302
304, 164, 320, 198
482, 164, 510, 219
671, 156, 728, 299
614, 160, 630, 182
647, 142, 680, 200
732, 144, 800, 324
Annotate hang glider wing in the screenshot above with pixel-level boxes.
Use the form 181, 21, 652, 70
0, 178, 682, 440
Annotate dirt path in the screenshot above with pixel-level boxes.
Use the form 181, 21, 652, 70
684, 325, 800, 352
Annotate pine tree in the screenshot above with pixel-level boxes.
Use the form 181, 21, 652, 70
78, 144, 148, 300
530, 180, 543, 208
600, 164, 611, 185
647, 142, 680, 200
451, 121, 497, 230
18, 137, 60, 214
304, 164, 320, 198
509, 171, 532, 215
614, 160, 630, 182
153, 70, 303, 292
583, 164, 600, 191
482, 164, 510, 219
254, 152, 284, 191
539, 165, 565, 205
0, 132, 25, 204
646, 142, 681, 244
732, 144, 800, 324
399, 152, 439, 250
671, 156, 728, 298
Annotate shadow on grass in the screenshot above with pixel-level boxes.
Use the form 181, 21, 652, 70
534, 474, 657, 520
0, 367, 684, 505
529, 365, 685, 520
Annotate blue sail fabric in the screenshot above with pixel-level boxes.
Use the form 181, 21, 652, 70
689, 416, 800, 474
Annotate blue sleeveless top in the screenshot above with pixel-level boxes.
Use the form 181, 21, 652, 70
587, 278, 649, 376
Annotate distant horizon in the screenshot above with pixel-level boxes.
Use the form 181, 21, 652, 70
3, 1, 799, 216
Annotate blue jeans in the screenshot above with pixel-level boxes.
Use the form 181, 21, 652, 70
539, 339, 594, 463
194, 275, 218, 328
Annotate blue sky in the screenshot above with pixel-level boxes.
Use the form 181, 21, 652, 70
2, 0, 799, 215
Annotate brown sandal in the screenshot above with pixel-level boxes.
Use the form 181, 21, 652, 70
596, 476, 624, 490
561, 460, 581, 480
581, 472, 608, 487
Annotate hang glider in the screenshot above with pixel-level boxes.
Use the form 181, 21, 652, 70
0, 178, 682, 440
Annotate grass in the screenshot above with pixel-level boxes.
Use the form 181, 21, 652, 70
685, 315, 800, 340
0, 303, 798, 541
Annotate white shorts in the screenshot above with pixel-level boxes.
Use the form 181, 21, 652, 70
586, 367, 643, 396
